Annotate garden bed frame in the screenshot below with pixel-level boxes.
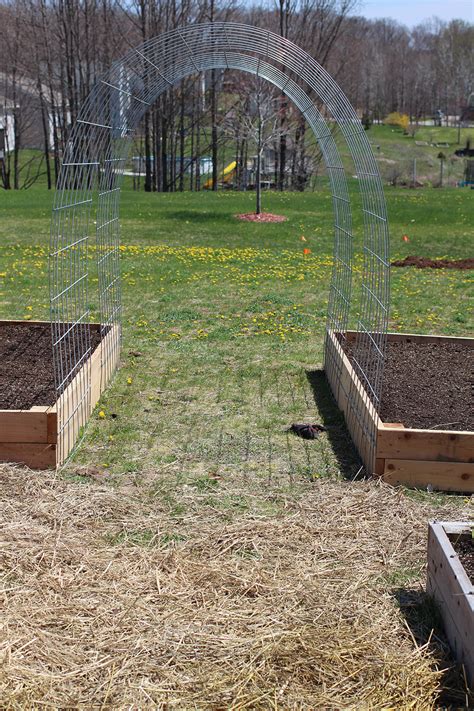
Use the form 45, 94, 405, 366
0, 320, 117, 469
325, 330, 474, 493
427, 521, 474, 687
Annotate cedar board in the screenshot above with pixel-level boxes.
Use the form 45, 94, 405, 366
325, 330, 474, 493
0, 320, 119, 469
427, 521, 474, 688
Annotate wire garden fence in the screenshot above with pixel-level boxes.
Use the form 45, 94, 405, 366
49, 22, 390, 470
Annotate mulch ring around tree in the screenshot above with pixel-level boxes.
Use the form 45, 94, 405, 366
391, 255, 474, 270
235, 212, 288, 223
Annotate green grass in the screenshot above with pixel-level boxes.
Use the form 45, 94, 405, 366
357, 124, 474, 185
0, 184, 472, 479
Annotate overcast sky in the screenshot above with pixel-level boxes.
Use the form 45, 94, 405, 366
353, 0, 473, 27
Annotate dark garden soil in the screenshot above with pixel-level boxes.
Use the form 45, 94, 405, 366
235, 212, 288, 223
380, 340, 472, 430
345, 339, 472, 431
391, 256, 474, 270
450, 534, 474, 583
0, 323, 102, 410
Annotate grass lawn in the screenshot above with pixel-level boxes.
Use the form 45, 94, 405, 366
0, 184, 473, 707
361, 124, 473, 186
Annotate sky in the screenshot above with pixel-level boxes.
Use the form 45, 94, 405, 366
354, 0, 473, 27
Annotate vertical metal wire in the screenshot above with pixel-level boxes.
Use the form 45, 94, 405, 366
50, 22, 389, 470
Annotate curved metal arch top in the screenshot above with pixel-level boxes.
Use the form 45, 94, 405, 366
50, 21, 389, 468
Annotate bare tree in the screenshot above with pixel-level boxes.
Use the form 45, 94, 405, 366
225, 77, 284, 213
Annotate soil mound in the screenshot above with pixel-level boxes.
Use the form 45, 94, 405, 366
391, 256, 474, 270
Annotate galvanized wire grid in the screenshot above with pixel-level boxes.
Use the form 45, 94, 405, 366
50, 22, 389, 469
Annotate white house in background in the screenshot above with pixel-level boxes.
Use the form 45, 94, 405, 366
0, 97, 15, 158
0, 72, 58, 154
131, 155, 213, 175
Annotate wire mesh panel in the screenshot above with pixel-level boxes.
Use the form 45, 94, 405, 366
50, 22, 389, 470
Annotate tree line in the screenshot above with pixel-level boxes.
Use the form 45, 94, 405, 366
0, 0, 472, 190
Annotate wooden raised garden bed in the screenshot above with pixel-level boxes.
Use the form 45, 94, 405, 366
0, 320, 118, 469
325, 330, 474, 493
427, 521, 474, 687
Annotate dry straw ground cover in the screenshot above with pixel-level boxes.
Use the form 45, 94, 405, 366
1, 465, 472, 708
1, 188, 473, 707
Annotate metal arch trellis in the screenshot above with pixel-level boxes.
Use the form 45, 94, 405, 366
50, 21, 390, 470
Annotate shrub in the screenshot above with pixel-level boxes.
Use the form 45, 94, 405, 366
384, 112, 410, 132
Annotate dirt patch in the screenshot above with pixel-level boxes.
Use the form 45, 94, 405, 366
380, 340, 472, 431
391, 256, 474, 270
450, 534, 474, 583
235, 212, 288, 223
0, 323, 102, 410
344, 338, 472, 431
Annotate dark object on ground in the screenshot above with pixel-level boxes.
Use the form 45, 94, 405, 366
454, 139, 474, 158
345, 339, 472, 432
289, 423, 327, 439
235, 212, 288, 223
451, 534, 474, 583
0, 323, 102, 410
391, 256, 474, 270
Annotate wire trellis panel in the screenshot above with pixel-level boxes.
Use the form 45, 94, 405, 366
50, 22, 389, 470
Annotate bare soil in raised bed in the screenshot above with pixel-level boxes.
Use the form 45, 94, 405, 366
380, 340, 472, 431
450, 534, 474, 583
0, 323, 102, 410
345, 339, 472, 431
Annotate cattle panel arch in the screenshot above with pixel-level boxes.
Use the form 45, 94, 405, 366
50, 21, 390, 469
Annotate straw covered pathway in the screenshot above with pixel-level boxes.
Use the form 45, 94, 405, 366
1, 463, 472, 708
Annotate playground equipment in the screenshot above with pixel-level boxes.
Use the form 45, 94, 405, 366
203, 160, 237, 189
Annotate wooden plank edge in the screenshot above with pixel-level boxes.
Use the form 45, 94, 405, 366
376, 428, 474, 464
427, 575, 474, 681
430, 522, 474, 599
57, 325, 120, 467
0, 410, 58, 444
345, 330, 473, 346
427, 522, 474, 683
0, 319, 101, 332
378, 424, 473, 436
384, 460, 474, 493
0, 442, 57, 469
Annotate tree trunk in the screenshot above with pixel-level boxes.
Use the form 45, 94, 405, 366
195, 79, 201, 191
144, 112, 152, 192
211, 69, 218, 190
39, 94, 52, 190
161, 112, 168, 193
256, 119, 262, 214
179, 81, 185, 192
154, 103, 162, 191
278, 129, 286, 191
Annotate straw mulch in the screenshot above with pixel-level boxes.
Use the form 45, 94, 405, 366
0, 464, 471, 709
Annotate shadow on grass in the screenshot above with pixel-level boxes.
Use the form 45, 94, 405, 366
394, 587, 473, 708
166, 209, 237, 224
305, 369, 363, 481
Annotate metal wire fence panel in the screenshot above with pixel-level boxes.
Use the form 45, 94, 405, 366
50, 22, 389, 470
